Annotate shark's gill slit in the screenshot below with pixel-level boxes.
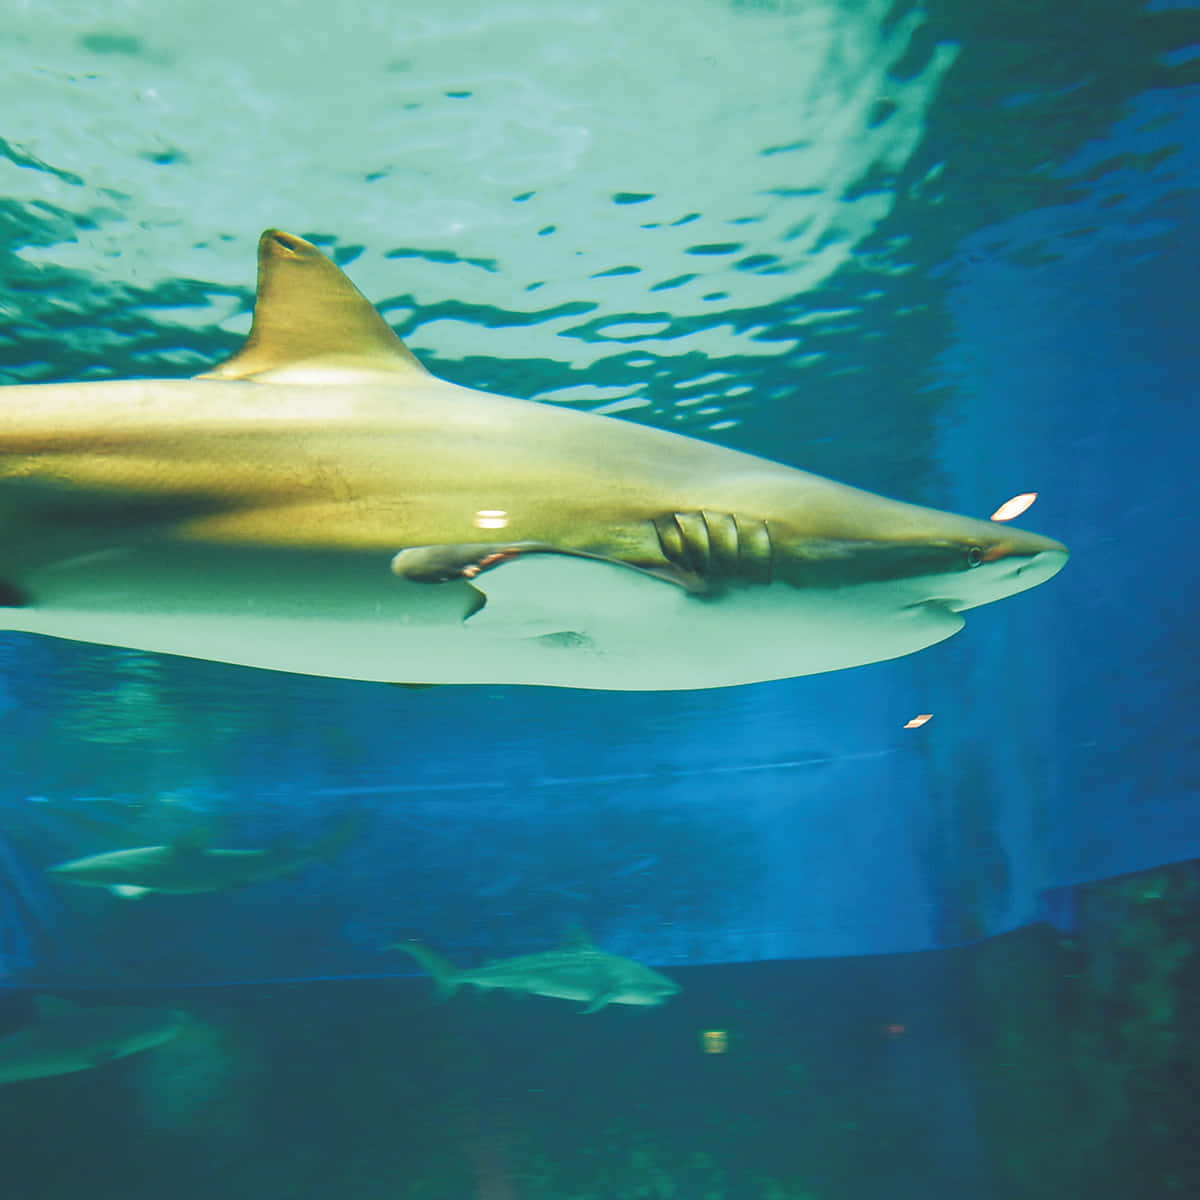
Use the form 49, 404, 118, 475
653, 510, 772, 583
701, 509, 737, 576
735, 513, 773, 583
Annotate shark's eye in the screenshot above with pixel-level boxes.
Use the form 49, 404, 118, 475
966, 546, 984, 568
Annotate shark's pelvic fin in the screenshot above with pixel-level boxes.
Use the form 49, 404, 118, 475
197, 230, 429, 384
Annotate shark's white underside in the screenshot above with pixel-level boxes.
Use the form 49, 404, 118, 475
0, 548, 1063, 689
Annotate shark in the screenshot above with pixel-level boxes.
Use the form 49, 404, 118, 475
391, 934, 681, 1013
0, 230, 1068, 690
46, 812, 362, 897
0, 995, 185, 1084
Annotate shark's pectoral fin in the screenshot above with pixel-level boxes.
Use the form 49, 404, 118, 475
388, 520, 773, 649
581, 992, 616, 1014
388, 540, 700, 585
390, 541, 699, 589
389, 510, 772, 593
390, 542, 698, 643
390, 542, 555, 584
438, 555, 691, 648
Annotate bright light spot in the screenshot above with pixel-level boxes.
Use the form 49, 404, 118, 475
700, 1029, 728, 1054
990, 492, 1037, 522
903, 713, 932, 729
532, 384, 638, 405
473, 509, 509, 530
673, 372, 729, 389
594, 319, 671, 340
593, 396, 651, 416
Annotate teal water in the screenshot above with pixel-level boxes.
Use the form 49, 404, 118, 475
1, 867, 1197, 1197
0, 0, 1198, 1196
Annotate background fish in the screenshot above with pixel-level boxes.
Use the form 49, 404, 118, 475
0, 996, 185, 1084
46, 812, 363, 897
392, 933, 681, 1013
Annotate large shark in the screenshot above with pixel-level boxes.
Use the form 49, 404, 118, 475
46, 812, 362, 898
0, 995, 185, 1084
391, 934, 680, 1013
0, 231, 1067, 690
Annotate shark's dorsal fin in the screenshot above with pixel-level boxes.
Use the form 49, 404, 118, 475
561, 926, 595, 952
169, 824, 215, 855
197, 230, 429, 384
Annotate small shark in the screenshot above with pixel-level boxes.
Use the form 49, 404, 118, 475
46, 812, 361, 897
0, 995, 185, 1084
391, 933, 681, 1013
0, 230, 1068, 690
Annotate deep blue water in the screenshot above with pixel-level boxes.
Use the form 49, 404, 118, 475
0, 0, 1198, 1195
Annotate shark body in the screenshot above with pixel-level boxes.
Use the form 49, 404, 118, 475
0, 996, 185, 1084
47, 814, 361, 897
392, 936, 680, 1013
0, 231, 1068, 690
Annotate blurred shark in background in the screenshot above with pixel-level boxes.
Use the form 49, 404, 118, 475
47, 811, 362, 898
392, 932, 681, 1013
0, 995, 185, 1084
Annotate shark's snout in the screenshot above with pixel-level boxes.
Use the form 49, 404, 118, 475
1019, 547, 1069, 585
942, 545, 1069, 612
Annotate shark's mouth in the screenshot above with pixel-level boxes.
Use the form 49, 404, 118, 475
948, 548, 1069, 611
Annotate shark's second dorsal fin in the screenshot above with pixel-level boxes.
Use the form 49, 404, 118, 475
197, 230, 429, 384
